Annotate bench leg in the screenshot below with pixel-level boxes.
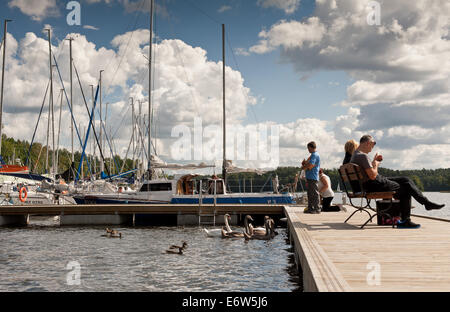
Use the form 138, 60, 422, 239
345, 208, 372, 223
360, 213, 377, 229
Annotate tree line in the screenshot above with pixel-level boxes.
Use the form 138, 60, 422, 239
2, 135, 449, 191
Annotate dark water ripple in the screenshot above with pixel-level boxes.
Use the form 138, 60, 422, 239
0, 218, 300, 292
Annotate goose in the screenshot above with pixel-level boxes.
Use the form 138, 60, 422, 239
169, 242, 188, 250
244, 218, 272, 241
221, 215, 254, 238
203, 214, 234, 237
165, 247, 183, 255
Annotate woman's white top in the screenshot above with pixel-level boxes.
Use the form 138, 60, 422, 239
318, 174, 334, 198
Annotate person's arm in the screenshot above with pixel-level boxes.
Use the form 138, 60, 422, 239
365, 154, 381, 180
319, 175, 328, 193
304, 155, 317, 171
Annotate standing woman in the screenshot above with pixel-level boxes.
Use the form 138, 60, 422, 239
343, 139, 359, 164
318, 169, 338, 212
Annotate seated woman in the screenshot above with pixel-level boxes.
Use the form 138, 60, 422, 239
343, 139, 359, 164
342, 139, 361, 193
318, 169, 340, 212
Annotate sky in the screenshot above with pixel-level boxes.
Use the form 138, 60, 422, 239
0, 0, 449, 172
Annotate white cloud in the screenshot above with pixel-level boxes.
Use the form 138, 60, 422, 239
257, 0, 301, 15
218, 5, 232, 13
248, 0, 450, 169
8, 0, 60, 21
234, 48, 250, 56
83, 25, 100, 31
250, 17, 326, 54
0, 30, 258, 171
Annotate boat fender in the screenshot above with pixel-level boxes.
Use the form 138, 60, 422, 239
19, 187, 28, 203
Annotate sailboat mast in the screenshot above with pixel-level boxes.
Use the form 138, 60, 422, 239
148, 0, 154, 178
0, 19, 12, 156
68, 37, 74, 164
99, 69, 104, 174
222, 24, 227, 184
45, 28, 54, 175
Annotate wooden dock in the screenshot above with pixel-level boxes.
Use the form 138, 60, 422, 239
0, 204, 284, 216
285, 205, 450, 292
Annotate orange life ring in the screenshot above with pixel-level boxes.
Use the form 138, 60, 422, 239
19, 187, 28, 203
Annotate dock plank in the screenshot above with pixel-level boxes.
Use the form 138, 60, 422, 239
285, 205, 450, 292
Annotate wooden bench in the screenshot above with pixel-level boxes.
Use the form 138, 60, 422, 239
338, 163, 397, 229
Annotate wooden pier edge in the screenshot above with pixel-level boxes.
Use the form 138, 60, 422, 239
284, 206, 352, 292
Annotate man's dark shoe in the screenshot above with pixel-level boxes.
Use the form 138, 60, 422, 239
397, 219, 421, 229
425, 202, 445, 211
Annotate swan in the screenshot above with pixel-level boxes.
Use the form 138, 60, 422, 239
244, 218, 273, 241
268, 218, 278, 238
221, 215, 254, 238
203, 214, 234, 237
249, 216, 270, 236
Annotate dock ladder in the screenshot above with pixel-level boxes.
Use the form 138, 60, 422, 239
198, 180, 217, 226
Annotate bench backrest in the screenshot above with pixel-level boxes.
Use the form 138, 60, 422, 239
339, 163, 364, 195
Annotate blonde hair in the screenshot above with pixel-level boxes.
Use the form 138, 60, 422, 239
344, 139, 358, 154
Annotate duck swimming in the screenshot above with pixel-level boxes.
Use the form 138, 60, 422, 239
102, 228, 122, 239
165, 247, 184, 255
169, 242, 188, 250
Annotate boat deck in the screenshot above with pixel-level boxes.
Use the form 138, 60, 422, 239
285, 205, 450, 292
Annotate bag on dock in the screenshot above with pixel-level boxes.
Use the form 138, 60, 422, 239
376, 200, 401, 225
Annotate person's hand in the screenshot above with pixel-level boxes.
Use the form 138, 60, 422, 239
374, 153, 383, 162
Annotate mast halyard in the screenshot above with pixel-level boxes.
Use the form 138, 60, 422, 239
148, 0, 154, 180
222, 24, 227, 185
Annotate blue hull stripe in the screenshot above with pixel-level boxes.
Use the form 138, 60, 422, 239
170, 196, 294, 204
74, 196, 295, 205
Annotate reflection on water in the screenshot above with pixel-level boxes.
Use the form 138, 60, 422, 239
0, 218, 301, 292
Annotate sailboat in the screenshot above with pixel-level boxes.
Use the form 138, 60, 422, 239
72, 2, 295, 205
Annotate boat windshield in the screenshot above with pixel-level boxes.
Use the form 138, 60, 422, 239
140, 183, 172, 192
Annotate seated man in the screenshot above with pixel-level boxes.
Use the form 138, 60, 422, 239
350, 135, 445, 229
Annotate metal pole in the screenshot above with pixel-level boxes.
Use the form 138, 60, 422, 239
47, 29, 55, 177
90, 84, 95, 174
56, 89, 63, 172
0, 19, 12, 156
99, 70, 104, 173
221, 24, 227, 184
131, 97, 135, 169
148, 0, 154, 179
68, 37, 74, 163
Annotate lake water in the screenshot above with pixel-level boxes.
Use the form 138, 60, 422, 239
0, 220, 301, 292
2, 192, 448, 292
